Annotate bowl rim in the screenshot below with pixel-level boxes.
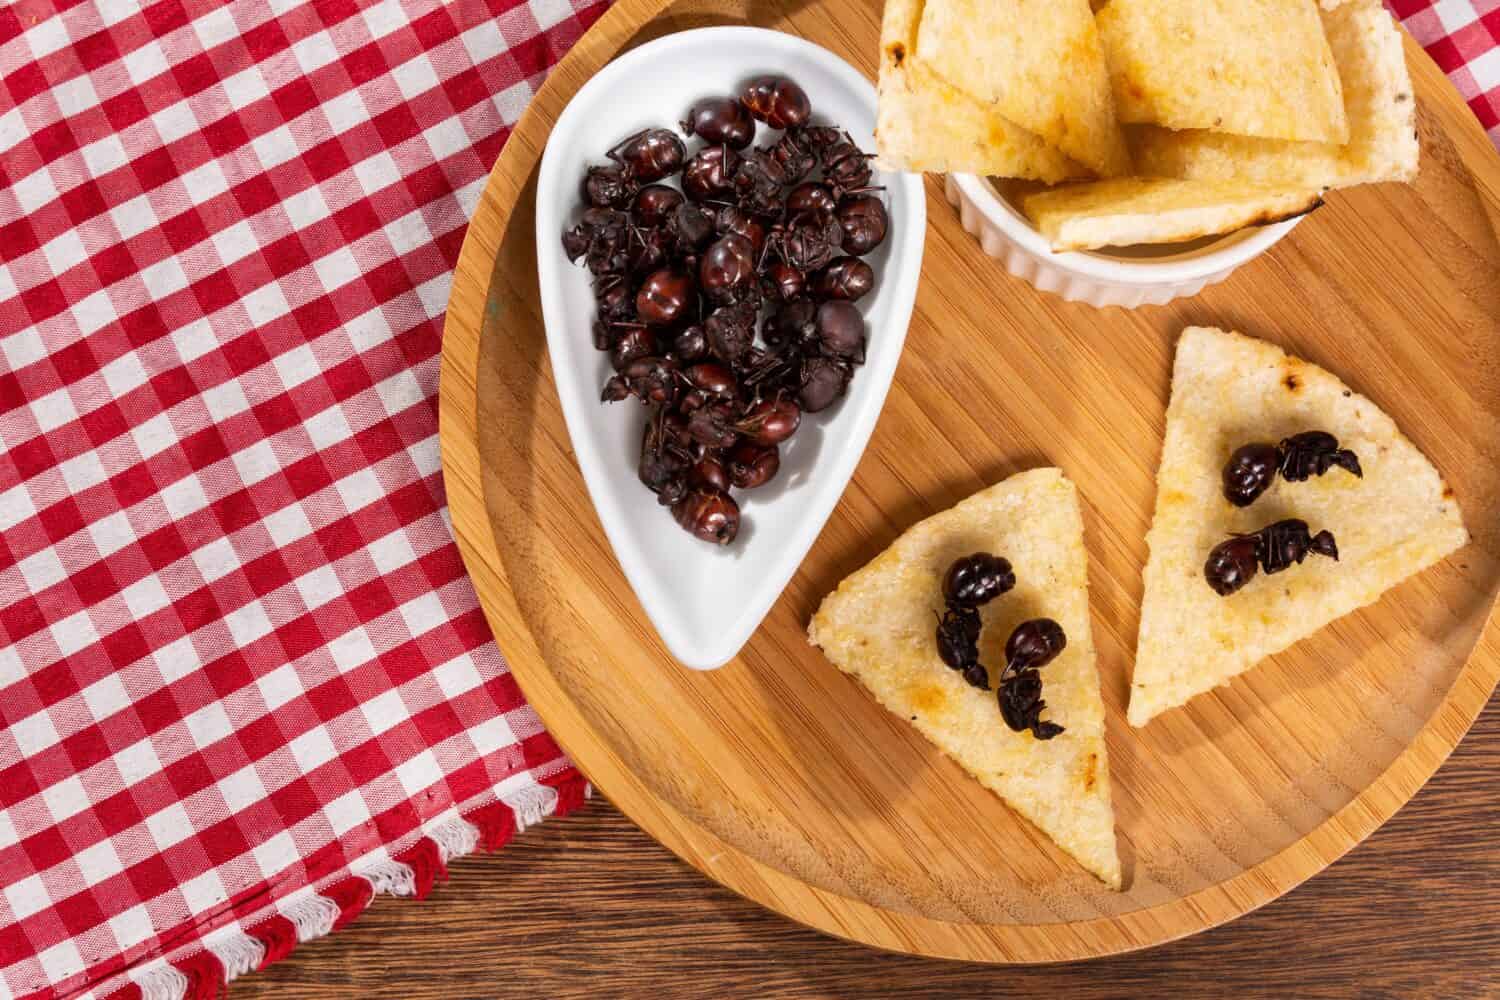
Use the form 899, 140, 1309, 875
949, 172, 1303, 285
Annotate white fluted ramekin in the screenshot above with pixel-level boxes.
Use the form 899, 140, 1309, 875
945, 174, 1304, 309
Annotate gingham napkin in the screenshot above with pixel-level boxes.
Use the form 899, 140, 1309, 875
0, 2, 603, 998
0, 2, 1494, 1000
1392, 0, 1500, 145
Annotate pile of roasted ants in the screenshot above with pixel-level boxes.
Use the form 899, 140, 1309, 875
561, 75, 889, 545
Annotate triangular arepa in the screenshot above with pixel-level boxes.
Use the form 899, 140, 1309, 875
1130, 328, 1468, 726
875, 0, 1084, 182
1098, 0, 1349, 144
914, 0, 1131, 177
809, 468, 1120, 888
1019, 178, 1322, 251
1129, 2, 1418, 190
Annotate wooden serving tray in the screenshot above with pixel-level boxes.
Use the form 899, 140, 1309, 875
440, 0, 1500, 962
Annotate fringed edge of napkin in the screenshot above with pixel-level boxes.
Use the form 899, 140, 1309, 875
90, 775, 591, 1000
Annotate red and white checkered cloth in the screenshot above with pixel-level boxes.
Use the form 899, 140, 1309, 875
0, 2, 1493, 999
1393, 0, 1500, 144
0, 2, 607, 998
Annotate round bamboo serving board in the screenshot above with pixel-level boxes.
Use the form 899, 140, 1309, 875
440, 0, 1500, 962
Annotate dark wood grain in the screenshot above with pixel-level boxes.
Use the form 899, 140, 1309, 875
238, 698, 1497, 1000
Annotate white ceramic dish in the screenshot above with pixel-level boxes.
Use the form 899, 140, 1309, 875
535, 27, 925, 670
946, 173, 1303, 309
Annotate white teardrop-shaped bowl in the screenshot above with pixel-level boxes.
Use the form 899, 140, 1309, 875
535, 27, 925, 670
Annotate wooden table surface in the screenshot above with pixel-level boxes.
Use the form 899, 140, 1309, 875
238, 698, 1498, 999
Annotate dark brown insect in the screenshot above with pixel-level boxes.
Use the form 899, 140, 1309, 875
741, 75, 811, 130
780, 218, 843, 273
688, 454, 731, 493
1280, 431, 1362, 482
726, 442, 779, 489
638, 420, 689, 503
730, 150, 788, 218
682, 362, 737, 399
998, 669, 1062, 740
594, 275, 633, 321
582, 165, 634, 208
837, 194, 888, 255
601, 355, 678, 406
681, 97, 755, 149
737, 396, 801, 446
821, 137, 873, 194
813, 257, 875, 302
1204, 519, 1339, 596
659, 410, 697, 453
796, 356, 852, 413
561, 207, 628, 270
997, 618, 1067, 740
699, 234, 757, 302
762, 262, 805, 303
670, 201, 716, 250
624, 225, 670, 275
704, 302, 756, 363
1221, 431, 1362, 507
935, 604, 981, 671
1221, 442, 1279, 508
813, 300, 865, 362
943, 553, 1016, 608
763, 297, 818, 353
800, 125, 843, 150
1003, 618, 1066, 672
1258, 518, 1340, 572
933, 554, 1017, 693
672, 325, 708, 362
634, 268, 693, 326
608, 326, 657, 371
713, 204, 767, 254
681, 145, 740, 202
685, 400, 739, 449
785, 182, 837, 223
762, 129, 818, 185
631, 184, 684, 227
607, 128, 685, 182
672, 488, 740, 545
